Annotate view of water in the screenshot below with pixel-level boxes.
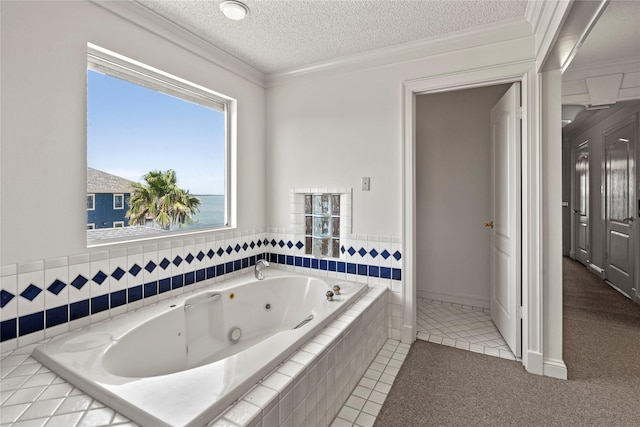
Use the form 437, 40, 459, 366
173, 194, 225, 230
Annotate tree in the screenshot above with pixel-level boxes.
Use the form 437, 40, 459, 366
127, 169, 201, 230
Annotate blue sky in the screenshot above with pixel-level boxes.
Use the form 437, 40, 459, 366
87, 70, 225, 195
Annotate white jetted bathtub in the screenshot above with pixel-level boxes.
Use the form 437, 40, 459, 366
33, 270, 368, 426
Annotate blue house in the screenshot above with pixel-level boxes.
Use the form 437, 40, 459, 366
87, 168, 135, 229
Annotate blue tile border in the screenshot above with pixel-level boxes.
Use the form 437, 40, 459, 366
1, 238, 402, 343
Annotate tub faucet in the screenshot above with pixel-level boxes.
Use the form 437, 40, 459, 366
255, 259, 270, 280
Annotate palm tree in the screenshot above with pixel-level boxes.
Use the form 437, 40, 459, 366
127, 169, 201, 230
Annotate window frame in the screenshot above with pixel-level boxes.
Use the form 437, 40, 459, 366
87, 194, 95, 211
113, 221, 124, 228
113, 194, 124, 210
86, 44, 237, 247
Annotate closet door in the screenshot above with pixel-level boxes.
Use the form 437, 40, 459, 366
573, 141, 590, 266
603, 116, 636, 298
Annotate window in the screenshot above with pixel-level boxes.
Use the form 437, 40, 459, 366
113, 221, 124, 228
113, 194, 124, 210
292, 188, 352, 259
87, 224, 95, 230
86, 44, 235, 244
305, 194, 341, 258
87, 194, 95, 210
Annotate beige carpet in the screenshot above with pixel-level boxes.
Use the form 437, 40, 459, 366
374, 257, 640, 426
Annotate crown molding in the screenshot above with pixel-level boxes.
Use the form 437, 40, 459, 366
90, 0, 265, 87
265, 17, 532, 88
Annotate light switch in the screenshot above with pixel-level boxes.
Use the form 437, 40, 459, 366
362, 177, 370, 191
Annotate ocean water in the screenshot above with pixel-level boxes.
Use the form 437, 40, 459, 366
174, 194, 225, 230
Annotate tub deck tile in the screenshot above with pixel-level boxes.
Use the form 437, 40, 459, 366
0, 281, 398, 427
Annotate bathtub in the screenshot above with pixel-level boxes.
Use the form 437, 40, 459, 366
32, 270, 368, 427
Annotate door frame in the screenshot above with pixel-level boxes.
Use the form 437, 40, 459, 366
402, 62, 542, 375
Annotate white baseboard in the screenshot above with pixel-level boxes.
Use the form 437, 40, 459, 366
416, 290, 490, 309
588, 263, 605, 278
525, 350, 544, 376
605, 280, 633, 300
543, 357, 568, 380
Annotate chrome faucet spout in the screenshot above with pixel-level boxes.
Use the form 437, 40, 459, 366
255, 259, 270, 280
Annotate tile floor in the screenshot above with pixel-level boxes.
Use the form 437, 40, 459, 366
415, 298, 517, 361
329, 340, 410, 427
0, 339, 409, 427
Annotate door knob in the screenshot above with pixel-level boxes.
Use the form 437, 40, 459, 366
485, 221, 494, 228
622, 217, 635, 223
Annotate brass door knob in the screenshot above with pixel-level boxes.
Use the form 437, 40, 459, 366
485, 221, 494, 228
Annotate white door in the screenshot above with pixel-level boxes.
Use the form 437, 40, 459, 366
573, 141, 590, 266
603, 117, 636, 298
489, 83, 522, 358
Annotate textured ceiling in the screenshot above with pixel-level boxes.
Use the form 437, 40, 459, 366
135, 0, 528, 74
567, 0, 640, 69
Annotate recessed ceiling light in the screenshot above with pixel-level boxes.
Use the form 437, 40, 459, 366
219, 0, 249, 21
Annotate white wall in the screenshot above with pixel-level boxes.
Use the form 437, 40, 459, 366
0, 1, 266, 265
415, 85, 510, 308
265, 36, 534, 237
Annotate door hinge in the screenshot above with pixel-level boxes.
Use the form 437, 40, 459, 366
516, 306, 523, 319
516, 107, 523, 119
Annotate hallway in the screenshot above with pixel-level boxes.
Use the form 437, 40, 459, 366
374, 256, 640, 425
562, 257, 640, 381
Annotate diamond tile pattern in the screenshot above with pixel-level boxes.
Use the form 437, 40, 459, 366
111, 267, 125, 281
92, 271, 108, 285
416, 298, 516, 361
70, 275, 88, 290
159, 258, 171, 270
47, 280, 66, 296
20, 284, 42, 301
1, 289, 15, 308
145, 261, 157, 273
128, 264, 142, 277
1, 234, 403, 349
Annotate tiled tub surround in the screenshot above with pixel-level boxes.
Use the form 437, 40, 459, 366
0, 283, 388, 426
31, 272, 369, 426
1, 231, 403, 351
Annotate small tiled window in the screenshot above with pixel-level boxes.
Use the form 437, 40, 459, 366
87, 194, 95, 210
113, 194, 124, 209
305, 194, 341, 258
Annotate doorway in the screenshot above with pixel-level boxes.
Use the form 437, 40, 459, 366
414, 83, 520, 358
564, 105, 639, 304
